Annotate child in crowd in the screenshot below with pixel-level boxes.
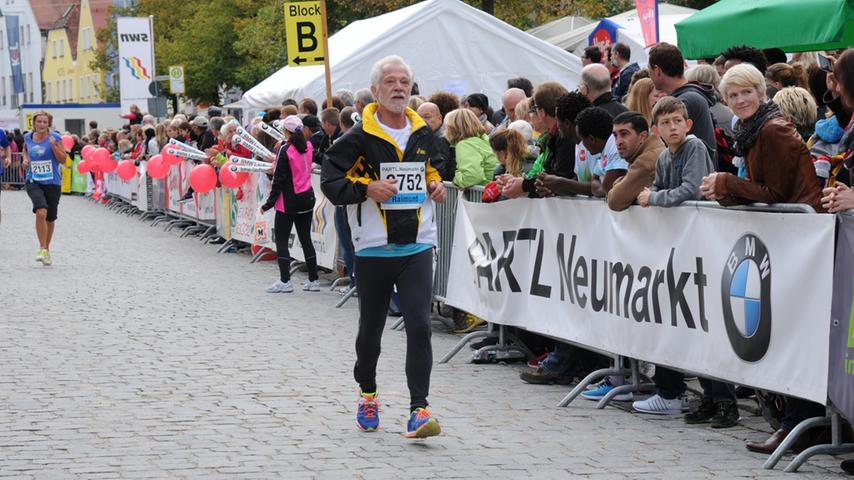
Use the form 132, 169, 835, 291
637, 96, 714, 207
633, 96, 738, 429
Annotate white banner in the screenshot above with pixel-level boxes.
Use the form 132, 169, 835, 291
214, 171, 338, 270
116, 17, 155, 114
166, 160, 215, 222
103, 171, 138, 203
446, 197, 834, 404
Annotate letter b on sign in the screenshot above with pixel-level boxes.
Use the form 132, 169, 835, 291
284, 1, 326, 67
296, 22, 317, 52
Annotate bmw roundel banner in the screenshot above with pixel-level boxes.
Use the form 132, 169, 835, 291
446, 197, 834, 404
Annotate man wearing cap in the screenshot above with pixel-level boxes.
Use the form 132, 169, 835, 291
190, 116, 216, 151
322, 55, 445, 439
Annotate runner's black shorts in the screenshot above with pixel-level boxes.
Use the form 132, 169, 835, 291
26, 182, 61, 221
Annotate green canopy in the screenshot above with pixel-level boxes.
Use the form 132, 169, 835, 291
675, 0, 854, 59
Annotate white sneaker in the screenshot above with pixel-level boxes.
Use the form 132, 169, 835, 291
41, 251, 52, 266
265, 280, 294, 293
632, 394, 688, 415
302, 280, 320, 292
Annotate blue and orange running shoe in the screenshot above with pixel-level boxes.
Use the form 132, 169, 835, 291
404, 407, 441, 439
356, 391, 379, 432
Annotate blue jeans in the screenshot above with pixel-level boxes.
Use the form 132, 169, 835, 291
334, 206, 355, 282
540, 343, 578, 378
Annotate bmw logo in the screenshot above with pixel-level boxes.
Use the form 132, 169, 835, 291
721, 234, 772, 362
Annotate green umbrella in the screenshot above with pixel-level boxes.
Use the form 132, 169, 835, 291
675, 0, 854, 59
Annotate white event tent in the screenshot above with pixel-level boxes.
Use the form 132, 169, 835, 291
528, 4, 698, 66
238, 0, 583, 112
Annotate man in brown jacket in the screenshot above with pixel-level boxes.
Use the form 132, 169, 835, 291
607, 112, 665, 211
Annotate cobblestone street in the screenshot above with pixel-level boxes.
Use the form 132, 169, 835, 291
0, 190, 849, 479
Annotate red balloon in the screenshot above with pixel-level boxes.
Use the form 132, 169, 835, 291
219, 164, 248, 189
61, 135, 74, 150
81, 144, 95, 160
76, 160, 90, 174
117, 160, 136, 181
101, 155, 118, 173
147, 154, 169, 179
189, 164, 217, 193
162, 146, 182, 166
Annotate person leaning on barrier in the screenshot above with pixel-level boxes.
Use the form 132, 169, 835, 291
632, 97, 740, 428
498, 81, 571, 198
536, 105, 627, 198
700, 64, 824, 213
637, 97, 715, 208
445, 109, 499, 189
607, 111, 664, 211
823, 49, 854, 213
321, 55, 446, 439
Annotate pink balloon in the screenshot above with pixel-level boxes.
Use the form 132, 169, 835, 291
76, 160, 90, 174
81, 144, 95, 160
101, 155, 118, 173
147, 154, 169, 179
61, 135, 74, 150
189, 164, 217, 193
117, 160, 136, 181
162, 146, 183, 166
219, 165, 248, 189
93, 147, 110, 166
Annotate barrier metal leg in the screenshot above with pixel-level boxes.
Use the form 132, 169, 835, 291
199, 226, 216, 242
595, 358, 653, 409
439, 324, 495, 364
250, 249, 268, 264
217, 239, 235, 254
763, 416, 830, 469
288, 261, 304, 274
335, 286, 357, 308
783, 410, 854, 472
471, 325, 534, 363
329, 277, 350, 291
391, 317, 405, 330
180, 225, 207, 238
557, 364, 624, 408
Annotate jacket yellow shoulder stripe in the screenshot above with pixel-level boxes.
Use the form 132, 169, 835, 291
361, 103, 427, 161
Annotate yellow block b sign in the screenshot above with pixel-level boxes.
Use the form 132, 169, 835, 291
284, 2, 326, 67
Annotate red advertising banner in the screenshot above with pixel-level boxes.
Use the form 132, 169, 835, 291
635, 0, 659, 47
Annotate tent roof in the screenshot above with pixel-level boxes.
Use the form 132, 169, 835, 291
528, 3, 697, 64
241, 0, 582, 110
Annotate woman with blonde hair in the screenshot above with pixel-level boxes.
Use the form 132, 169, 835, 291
444, 108, 499, 188
772, 86, 818, 141
489, 128, 529, 177
625, 78, 665, 124
154, 123, 168, 151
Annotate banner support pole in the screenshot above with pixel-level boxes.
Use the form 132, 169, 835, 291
320, 0, 332, 108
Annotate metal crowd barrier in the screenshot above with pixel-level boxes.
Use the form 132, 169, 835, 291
429, 185, 853, 473
0, 153, 25, 187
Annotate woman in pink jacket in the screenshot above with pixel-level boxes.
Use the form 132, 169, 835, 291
260, 115, 319, 293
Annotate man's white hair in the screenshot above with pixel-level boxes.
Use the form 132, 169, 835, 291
370, 55, 413, 86
220, 119, 239, 137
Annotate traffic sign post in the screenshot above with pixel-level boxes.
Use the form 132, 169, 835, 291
284, 1, 332, 108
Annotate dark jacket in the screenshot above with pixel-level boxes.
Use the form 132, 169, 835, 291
592, 92, 628, 119
671, 82, 718, 165
522, 126, 576, 195
714, 117, 823, 211
429, 127, 454, 181
612, 62, 640, 100
321, 104, 442, 251
311, 126, 341, 162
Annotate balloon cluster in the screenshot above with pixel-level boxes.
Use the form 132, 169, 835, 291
76, 134, 275, 192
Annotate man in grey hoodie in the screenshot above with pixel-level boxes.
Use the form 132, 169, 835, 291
648, 43, 718, 168
638, 96, 715, 208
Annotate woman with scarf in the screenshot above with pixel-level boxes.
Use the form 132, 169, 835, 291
700, 63, 822, 211
700, 63, 825, 455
